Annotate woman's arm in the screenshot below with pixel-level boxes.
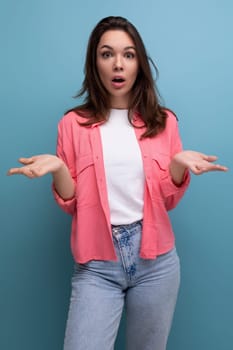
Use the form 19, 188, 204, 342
7, 154, 75, 200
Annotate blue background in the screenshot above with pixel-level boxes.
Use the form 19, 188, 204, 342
1, 0, 232, 349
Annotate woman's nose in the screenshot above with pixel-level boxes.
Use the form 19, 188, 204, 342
113, 55, 123, 70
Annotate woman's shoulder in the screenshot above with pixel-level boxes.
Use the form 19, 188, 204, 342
163, 108, 179, 130
59, 110, 87, 126
164, 108, 178, 122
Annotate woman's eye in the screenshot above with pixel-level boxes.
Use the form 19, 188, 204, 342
125, 52, 135, 59
101, 51, 112, 58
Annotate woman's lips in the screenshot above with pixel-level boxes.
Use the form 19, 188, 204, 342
111, 77, 126, 89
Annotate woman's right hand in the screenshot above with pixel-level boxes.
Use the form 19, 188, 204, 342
7, 154, 64, 178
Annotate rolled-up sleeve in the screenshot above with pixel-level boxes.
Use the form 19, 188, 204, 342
160, 168, 190, 210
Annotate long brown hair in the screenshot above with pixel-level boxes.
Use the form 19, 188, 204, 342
69, 16, 167, 138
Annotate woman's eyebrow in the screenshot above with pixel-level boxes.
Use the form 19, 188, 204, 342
99, 44, 136, 50
99, 45, 113, 50
124, 46, 136, 51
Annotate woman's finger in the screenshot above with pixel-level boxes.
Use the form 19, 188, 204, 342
7, 167, 24, 175
202, 155, 218, 162
211, 164, 228, 171
18, 157, 35, 165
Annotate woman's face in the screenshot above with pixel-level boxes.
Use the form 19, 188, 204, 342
96, 30, 139, 109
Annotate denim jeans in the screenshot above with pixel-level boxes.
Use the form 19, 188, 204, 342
63, 220, 180, 350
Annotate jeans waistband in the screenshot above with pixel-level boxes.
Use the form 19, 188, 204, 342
111, 219, 142, 236
111, 219, 142, 228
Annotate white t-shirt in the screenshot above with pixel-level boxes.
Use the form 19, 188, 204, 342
100, 109, 145, 225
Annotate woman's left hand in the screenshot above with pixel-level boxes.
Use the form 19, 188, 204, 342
172, 150, 228, 175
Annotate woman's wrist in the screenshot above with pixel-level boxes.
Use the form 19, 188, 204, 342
52, 160, 75, 200
169, 155, 187, 186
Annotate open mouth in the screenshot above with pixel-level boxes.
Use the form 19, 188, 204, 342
112, 78, 125, 83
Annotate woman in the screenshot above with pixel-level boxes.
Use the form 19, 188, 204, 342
8, 16, 227, 350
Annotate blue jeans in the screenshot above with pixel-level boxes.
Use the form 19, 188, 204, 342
63, 220, 180, 350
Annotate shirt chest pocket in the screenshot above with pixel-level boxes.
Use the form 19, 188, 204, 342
76, 154, 95, 175
150, 155, 170, 201
76, 154, 99, 208
151, 154, 170, 181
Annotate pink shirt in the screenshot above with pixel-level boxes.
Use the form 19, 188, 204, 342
53, 110, 190, 263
